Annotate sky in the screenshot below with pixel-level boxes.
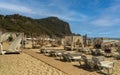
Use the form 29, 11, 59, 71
0, 0, 120, 38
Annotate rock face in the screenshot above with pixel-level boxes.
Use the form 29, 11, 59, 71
0, 14, 72, 37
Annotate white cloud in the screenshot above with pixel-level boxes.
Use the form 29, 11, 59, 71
33, 1, 88, 22
90, 1, 120, 27
0, 1, 89, 23
0, 2, 35, 14
91, 17, 120, 27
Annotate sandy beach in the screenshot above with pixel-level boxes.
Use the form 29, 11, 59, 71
27, 49, 120, 75
0, 41, 120, 75
1, 0, 120, 74
0, 41, 68, 75
0, 53, 68, 75
1, 48, 120, 75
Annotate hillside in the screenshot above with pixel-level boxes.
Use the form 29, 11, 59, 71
0, 14, 72, 37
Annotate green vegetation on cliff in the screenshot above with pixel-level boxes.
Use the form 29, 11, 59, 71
0, 14, 72, 37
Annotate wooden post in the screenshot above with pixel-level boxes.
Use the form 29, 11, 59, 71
71, 36, 74, 50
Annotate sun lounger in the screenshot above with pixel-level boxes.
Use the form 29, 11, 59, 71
79, 54, 94, 69
52, 50, 65, 58
113, 47, 120, 59
92, 56, 114, 74
67, 53, 82, 62
99, 61, 114, 74
0, 33, 23, 55
43, 49, 54, 56
91, 49, 104, 56
61, 52, 82, 62
62, 53, 71, 62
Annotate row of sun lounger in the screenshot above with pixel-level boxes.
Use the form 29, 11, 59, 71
40, 48, 115, 75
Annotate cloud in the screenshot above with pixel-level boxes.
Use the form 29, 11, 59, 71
1, 0, 120, 37
0, 2, 35, 14
90, 1, 120, 27
91, 17, 120, 27
31, 0, 88, 22
0, 1, 88, 22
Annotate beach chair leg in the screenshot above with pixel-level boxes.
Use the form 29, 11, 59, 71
79, 60, 82, 66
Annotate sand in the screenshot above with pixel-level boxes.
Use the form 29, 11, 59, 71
0, 41, 68, 75
1, 41, 120, 75
30, 49, 120, 75
0, 53, 68, 75
1, 50, 120, 75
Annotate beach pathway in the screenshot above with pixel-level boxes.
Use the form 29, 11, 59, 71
23, 49, 99, 75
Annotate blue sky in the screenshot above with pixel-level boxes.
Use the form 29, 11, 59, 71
0, 0, 120, 38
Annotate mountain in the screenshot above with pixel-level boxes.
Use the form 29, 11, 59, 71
0, 14, 72, 37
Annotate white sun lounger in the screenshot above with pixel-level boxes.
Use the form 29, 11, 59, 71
0, 33, 23, 55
